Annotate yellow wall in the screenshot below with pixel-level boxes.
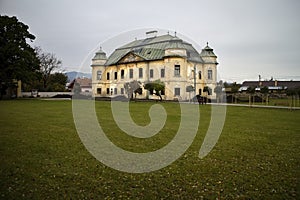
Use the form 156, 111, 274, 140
91, 56, 217, 100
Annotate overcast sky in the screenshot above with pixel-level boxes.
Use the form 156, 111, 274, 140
1, 0, 299, 82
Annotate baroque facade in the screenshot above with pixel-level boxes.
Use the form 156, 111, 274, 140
91, 31, 218, 100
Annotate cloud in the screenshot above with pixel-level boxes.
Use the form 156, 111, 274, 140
1, 0, 299, 81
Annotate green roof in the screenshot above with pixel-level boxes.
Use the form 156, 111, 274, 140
105, 34, 204, 66
92, 47, 107, 60
200, 43, 217, 57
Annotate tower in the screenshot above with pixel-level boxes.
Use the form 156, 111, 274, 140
91, 47, 107, 96
199, 42, 218, 98
200, 42, 218, 65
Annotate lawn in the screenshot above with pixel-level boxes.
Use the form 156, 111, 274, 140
229, 96, 300, 107
0, 100, 299, 199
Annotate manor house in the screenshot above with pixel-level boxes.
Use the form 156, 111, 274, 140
91, 31, 218, 100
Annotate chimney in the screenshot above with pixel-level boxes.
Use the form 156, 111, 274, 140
146, 30, 158, 38
259, 75, 262, 86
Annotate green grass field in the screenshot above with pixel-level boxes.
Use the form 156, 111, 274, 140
230, 96, 300, 107
0, 100, 299, 199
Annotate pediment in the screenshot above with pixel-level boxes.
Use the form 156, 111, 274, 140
118, 52, 145, 64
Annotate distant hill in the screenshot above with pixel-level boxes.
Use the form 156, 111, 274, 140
65, 71, 92, 82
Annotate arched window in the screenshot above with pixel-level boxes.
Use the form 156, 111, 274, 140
121, 69, 125, 79
129, 69, 133, 79
161, 68, 165, 78
150, 69, 154, 78
97, 70, 102, 80
174, 65, 180, 77
139, 68, 143, 78
208, 70, 213, 80
174, 88, 180, 96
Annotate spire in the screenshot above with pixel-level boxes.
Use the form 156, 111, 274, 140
204, 42, 213, 50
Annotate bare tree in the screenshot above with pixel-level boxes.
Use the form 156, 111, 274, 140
247, 86, 256, 106
36, 47, 62, 89
260, 86, 269, 105
214, 81, 223, 103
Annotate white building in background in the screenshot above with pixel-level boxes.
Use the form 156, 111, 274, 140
91, 31, 219, 100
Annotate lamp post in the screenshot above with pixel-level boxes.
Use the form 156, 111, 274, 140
194, 64, 196, 101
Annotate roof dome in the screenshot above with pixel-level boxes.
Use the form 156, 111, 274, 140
105, 34, 204, 65
165, 37, 184, 49
200, 42, 217, 57
92, 47, 107, 60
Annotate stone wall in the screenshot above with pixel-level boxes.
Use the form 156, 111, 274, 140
22, 92, 73, 98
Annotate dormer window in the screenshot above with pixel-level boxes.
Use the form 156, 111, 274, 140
187, 51, 190, 57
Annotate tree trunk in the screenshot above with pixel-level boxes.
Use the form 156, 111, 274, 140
154, 91, 162, 101
235, 93, 237, 104
249, 94, 251, 106
158, 94, 162, 101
